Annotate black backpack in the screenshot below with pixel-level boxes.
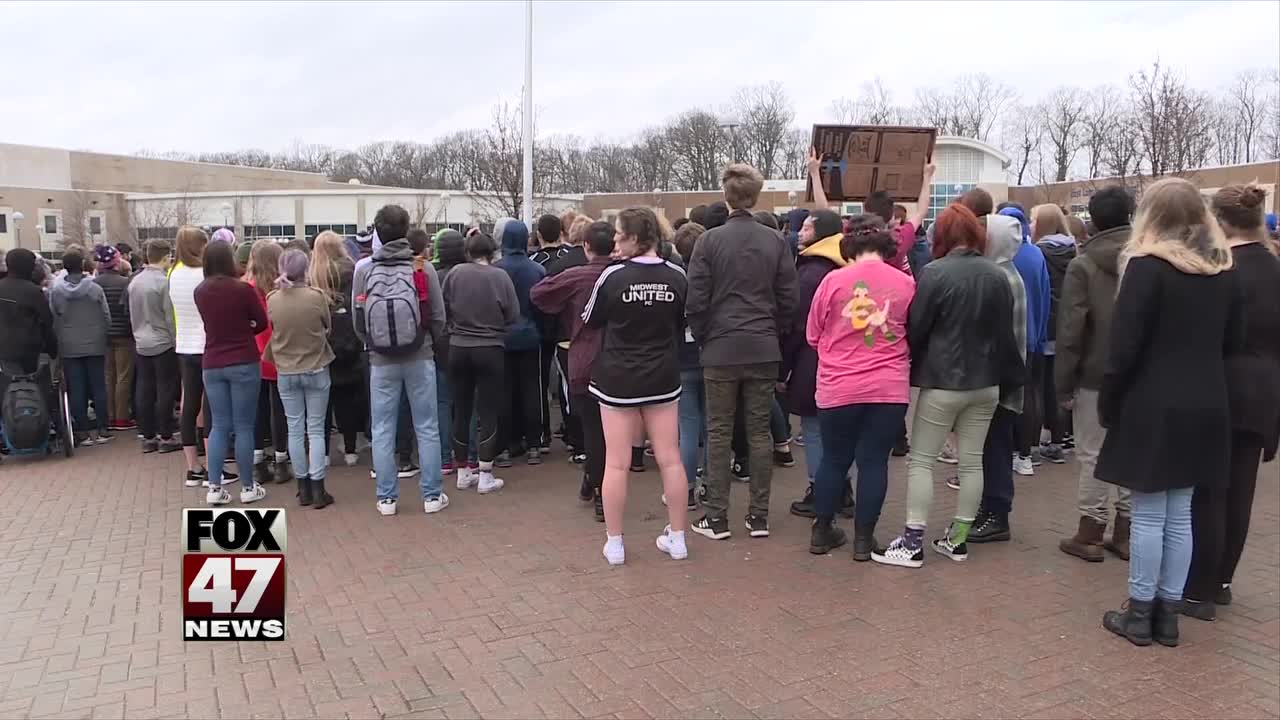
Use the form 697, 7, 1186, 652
328, 293, 363, 367
2, 374, 50, 451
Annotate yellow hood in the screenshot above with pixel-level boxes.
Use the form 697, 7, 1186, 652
800, 234, 848, 267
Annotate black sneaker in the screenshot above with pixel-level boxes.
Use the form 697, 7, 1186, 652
629, 447, 645, 473
1062, 434, 1075, 451
1215, 585, 1233, 606
570, 452, 587, 464
141, 438, 159, 454
1040, 443, 1066, 464
789, 485, 816, 518
685, 487, 698, 511
872, 536, 924, 568
184, 468, 207, 488
773, 449, 796, 468
397, 462, 421, 478
745, 514, 769, 538
593, 491, 604, 522
731, 459, 750, 482
495, 452, 513, 469
691, 515, 731, 540
527, 448, 542, 466
967, 510, 1011, 544
578, 474, 593, 503
891, 436, 910, 457
221, 467, 239, 482
931, 533, 969, 562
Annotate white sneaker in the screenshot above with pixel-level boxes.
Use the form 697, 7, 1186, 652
938, 442, 959, 465
423, 493, 450, 514
1013, 455, 1034, 476
240, 485, 268, 504
477, 474, 504, 494
656, 526, 688, 560
660, 493, 667, 506
456, 468, 478, 490
206, 488, 231, 505
602, 536, 625, 566
343, 453, 358, 467
377, 498, 398, 516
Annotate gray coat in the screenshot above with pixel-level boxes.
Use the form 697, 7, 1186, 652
50, 272, 111, 358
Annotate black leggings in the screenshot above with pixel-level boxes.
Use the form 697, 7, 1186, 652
327, 379, 365, 455
572, 391, 604, 490
1185, 431, 1265, 601
179, 353, 211, 447
1042, 354, 1066, 444
1015, 352, 1045, 456
136, 350, 179, 440
450, 345, 504, 464
255, 379, 287, 454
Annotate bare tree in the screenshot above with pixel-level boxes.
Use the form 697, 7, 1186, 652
730, 82, 795, 178
776, 127, 811, 180
1129, 60, 1214, 176
1001, 104, 1044, 185
667, 110, 728, 190
829, 77, 909, 126
1102, 109, 1143, 180
61, 190, 95, 250
1080, 86, 1121, 178
1263, 67, 1280, 160
1039, 86, 1088, 181
1225, 69, 1268, 163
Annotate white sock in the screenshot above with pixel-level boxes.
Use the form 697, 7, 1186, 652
605, 534, 623, 549
275, 451, 288, 464
254, 449, 264, 464
668, 529, 685, 543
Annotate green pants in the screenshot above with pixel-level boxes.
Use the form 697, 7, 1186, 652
906, 386, 999, 527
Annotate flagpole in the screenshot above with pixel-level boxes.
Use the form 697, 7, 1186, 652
521, 0, 534, 227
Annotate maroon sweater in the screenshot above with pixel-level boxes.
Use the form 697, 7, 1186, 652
529, 256, 611, 395
194, 276, 269, 370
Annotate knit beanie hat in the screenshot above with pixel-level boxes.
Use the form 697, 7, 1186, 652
93, 244, 120, 271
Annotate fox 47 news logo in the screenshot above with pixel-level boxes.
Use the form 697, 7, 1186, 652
182, 508, 287, 641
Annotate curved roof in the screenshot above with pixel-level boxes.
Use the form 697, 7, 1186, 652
936, 135, 1011, 167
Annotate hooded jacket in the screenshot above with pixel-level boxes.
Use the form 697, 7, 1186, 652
50, 272, 111, 358
433, 229, 466, 283
1000, 207, 1052, 355
781, 232, 845, 416
1035, 233, 1077, 348
0, 273, 58, 371
785, 208, 810, 257
1054, 225, 1128, 399
351, 237, 445, 366
493, 218, 546, 352
985, 216, 1028, 412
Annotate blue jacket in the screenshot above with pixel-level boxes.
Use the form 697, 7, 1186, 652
999, 207, 1051, 355
493, 217, 546, 351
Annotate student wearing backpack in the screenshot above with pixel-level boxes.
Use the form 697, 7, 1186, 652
353, 205, 448, 516
311, 231, 364, 466
0, 248, 59, 457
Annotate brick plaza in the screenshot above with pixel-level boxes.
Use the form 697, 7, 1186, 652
0, 444, 1276, 719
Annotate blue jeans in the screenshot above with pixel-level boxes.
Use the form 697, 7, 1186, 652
435, 359, 452, 467
815, 403, 907, 526
64, 355, 108, 434
371, 359, 442, 501
799, 414, 823, 483
1129, 487, 1194, 602
277, 369, 331, 482
204, 362, 261, 489
678, 369, 707, 490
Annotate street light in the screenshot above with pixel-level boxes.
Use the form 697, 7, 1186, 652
12, 211, 23, 250
440, 192, 452, 229
220, 202, 233, 230
718, 118, 741, 164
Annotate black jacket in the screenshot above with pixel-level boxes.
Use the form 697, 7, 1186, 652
1225, 242, 1280, 461
1036, 235, 1077, 344
0, 276, 58, 372
1097, 256, 1243, 492
686, 210, 797, 368
780, 235, 844, 417
95, 271, 133, 339
907, 249, 1025, 392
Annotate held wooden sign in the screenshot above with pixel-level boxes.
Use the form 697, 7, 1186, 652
806, 125, 937, 203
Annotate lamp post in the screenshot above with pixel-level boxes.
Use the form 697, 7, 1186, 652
718, 119, 741, 164
220, 202, 233, 231
12, 211, 23, 250
440, 192, 452, 229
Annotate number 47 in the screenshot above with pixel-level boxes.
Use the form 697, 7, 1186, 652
189, 557, 280, 614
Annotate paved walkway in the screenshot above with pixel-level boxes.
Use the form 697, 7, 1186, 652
0, 440, 1276, 720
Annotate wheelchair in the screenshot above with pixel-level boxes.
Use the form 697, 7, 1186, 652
0, 357, 75, 459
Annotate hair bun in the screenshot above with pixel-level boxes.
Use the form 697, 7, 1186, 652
1242, 185, 1266, 208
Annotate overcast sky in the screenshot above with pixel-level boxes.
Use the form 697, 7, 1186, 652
4, 0, 1277, 156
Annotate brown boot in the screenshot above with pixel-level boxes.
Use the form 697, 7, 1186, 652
1105, 514, 1131, 560
1059, 516, 1106, 562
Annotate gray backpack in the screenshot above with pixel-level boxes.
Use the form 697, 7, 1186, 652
362, 258, 424, 356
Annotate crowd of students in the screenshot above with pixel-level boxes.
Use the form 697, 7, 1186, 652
0, 153, 1277, 648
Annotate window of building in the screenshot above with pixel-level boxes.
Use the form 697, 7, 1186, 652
138, 226, 178, 241
89, 216, 102, 234
927, 182, 975, 223
44, 215, 58, 234
0, 214, 7, 234
305, 223, 360, 242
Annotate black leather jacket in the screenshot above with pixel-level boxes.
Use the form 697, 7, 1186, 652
908, 249, 1026, 392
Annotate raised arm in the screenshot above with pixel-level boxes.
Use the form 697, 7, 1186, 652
807, 147, 829, 210
907, 163, 937, 229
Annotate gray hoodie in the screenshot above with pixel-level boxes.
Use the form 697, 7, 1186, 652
985, 215, 1028, 413
351, 237, 445, 367
127, 265, 176, 356
50, 272, 111, 358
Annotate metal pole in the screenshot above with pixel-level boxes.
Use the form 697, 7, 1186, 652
521, 0, 534, 228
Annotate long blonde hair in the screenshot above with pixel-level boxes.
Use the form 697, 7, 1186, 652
309, 230, 348, 297
1030, 204, 1070, 241
244, 240, 283, 295
1123, 177, 1233, 278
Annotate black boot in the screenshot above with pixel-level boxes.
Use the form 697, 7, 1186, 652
1102, 599, 1154, 647
838, 483, 855, 519
311, 477, 334, 509
809, 516, 847, 555
789, 485, 816, 518
593, 489, 604, 522
1181, 599, 1216, 622
852, 521, 881, 562
968, 507, 1011, 543
254, 460, 274, 487
578, 473, 593, 503
297, 473, 313, 506
274, 459, 295, 484
1152, 598, 1181, 647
